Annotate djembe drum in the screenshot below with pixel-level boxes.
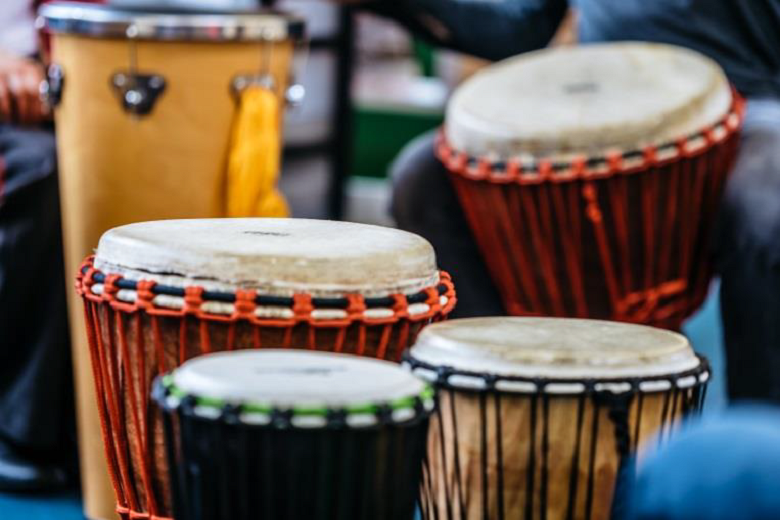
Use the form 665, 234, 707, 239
153, 349, 434, 520
405, 317, 709, 520
38, 3, 305, 517
438, 42, 744, 329
76, 218, 455, 520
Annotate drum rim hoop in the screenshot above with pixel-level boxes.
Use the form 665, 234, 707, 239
438, 89, 745, 184
403, 352, 710, 395
152, 373, 435, 428
76, 256, 457, 324
39, 1, 306, 42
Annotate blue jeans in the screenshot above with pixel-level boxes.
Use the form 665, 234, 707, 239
391, 98, 780, 402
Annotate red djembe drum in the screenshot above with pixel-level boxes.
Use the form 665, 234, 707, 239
438, 42, 744, 329
75, 218, 455, 520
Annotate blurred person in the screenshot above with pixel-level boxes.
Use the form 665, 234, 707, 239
0, 0, 99, 491
623, 405, 780, 520
352, 0, 780, 402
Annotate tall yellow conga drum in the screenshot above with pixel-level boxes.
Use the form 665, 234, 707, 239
38, 3, 304, 518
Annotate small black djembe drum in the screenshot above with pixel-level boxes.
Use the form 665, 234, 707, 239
153, 349, 434, 520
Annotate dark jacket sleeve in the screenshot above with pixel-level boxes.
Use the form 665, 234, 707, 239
368, 0, 569, 61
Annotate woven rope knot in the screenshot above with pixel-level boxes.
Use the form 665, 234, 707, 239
345, 293, 366, 321
135, 280, 156, 309
77, 257, 94, 287
439, 272, 457, 315
292, 293, 314, 320
453, 151, 468, 172
582, 184, 603, 223
82, 267, 99, 290
642, 146, 658, 166
391, 294, 408, 318
704, 127, 717, 146
233, 289, 257, 319
476, 158, 491, 179
676, 137, 689, 158
606, 151, 623, 172
424, 286, 441, 315
506, 159, 521, 179
570, 156, 586, 177
103, 274, 122, 301
537, 159, 552, 181
183, 286, 204, 314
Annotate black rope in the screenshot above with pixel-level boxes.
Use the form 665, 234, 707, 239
448, 388, 466, 518
452, 105, 736, 177
406, 355, 710, 397
494, 391, 505, 520
564, 394, 586, 520
525, 393, 537, 520
153, 379, 430, 430
601, 392, 635, 520
82, 265, 449, 310
479, 393, 489, 518
584, 399, 601, 520
409, 356, 712, 520
540, 394, 550, 520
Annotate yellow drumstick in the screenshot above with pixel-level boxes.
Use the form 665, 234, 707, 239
226, 85, 290, 217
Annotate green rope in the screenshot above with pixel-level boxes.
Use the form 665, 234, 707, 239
161, 376, 433, 419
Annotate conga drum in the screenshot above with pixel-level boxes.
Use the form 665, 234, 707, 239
405, 317, 709, 520
38, 3, 304, 518
438, 42, 744, 329
153, 349, 434, 520
76, 218, 455, 520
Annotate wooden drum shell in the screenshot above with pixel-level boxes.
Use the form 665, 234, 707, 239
421, 384, 706, 520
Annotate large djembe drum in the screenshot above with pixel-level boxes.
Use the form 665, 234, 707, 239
438, 42, 744, 329
153, 349, 434, 520
38, 3, 306, 517
405, 317, 709, 520
76, 218, 455, 520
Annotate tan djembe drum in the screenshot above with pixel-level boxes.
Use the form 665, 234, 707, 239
405, 317, 709, 520
38, 3, 305, 518
76, 218, 455, 520
438, 42, 744, 330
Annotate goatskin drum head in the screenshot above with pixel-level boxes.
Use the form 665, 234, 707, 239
409, 317, 701, 380
171, 349, 427, 409
94, 218, 439, 297
446, 42, 732, 159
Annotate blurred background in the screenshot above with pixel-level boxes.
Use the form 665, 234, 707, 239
0, 0, 728, 517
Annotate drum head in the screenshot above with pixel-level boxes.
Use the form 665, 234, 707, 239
171, 349, 427, 410
39, 1, 304, 41
94, 218, 439, 297
446, 42, 731, 159
409, 317, 701, 380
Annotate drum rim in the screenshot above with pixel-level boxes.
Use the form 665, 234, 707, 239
439, 90, 745, 184
152, 368, 435, 429
403, 352, 710, 395
39, 1, 305, 41
76, 255, 456, 324
93, 218, 441, 298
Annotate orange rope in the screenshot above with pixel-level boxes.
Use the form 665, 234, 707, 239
438, 91, 745, 330
75, 258, 455, 520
